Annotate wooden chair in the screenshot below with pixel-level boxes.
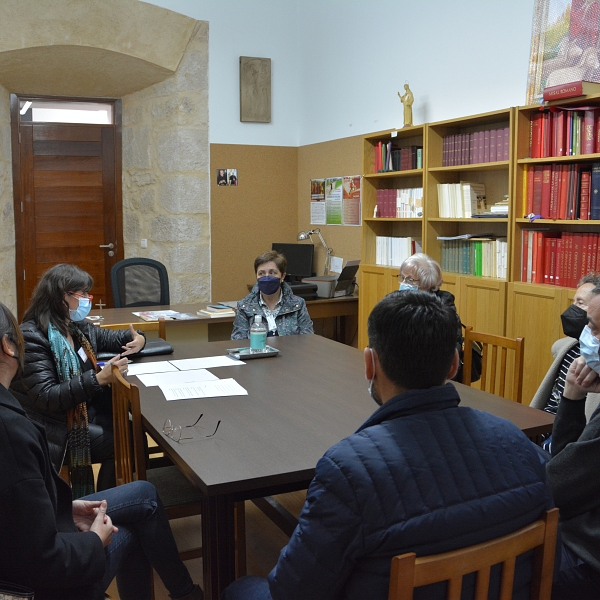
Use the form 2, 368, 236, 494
101, 316, 167, 339
388, 508, 558, 600
462, 326, 525, 403
111, 365, 248, 573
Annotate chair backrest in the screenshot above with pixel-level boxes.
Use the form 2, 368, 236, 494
111, 258, 170, 308
388, 508, 558, 600
462, 326, 525, 403
111, 365, 148, 485
101, 317, 167, 340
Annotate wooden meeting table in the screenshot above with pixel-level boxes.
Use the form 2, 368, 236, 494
130, 334, 553, 600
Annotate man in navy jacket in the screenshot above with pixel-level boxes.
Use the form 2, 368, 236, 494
223, 291, 553, 600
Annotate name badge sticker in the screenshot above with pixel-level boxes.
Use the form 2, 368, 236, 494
77, 347, 88, 362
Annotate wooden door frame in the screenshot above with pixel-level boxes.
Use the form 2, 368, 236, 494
10, 94, 123, 319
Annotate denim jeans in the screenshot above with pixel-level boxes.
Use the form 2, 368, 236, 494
220, 576, 272, 600
83, 480, 194, 600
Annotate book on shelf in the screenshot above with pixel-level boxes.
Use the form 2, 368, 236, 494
523, 162, 594, 220
529, 107, 600, 158
543, 80, 600, 101
437, 182, 486, 218
375, 187, 423, 218
375, 236, 421, 267
442, 128, 508, 167
375, 142, 422, 173
521, 230, 599, 287
440, 238, 507, 279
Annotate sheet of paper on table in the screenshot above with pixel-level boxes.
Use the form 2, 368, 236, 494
137, 369, 219, 387
160, 378, 248, 401
127, 362, 179, 376
169, 356, 246, 370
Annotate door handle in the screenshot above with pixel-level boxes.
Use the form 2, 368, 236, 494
99, 243, 114, 249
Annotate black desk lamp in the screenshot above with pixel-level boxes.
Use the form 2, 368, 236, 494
297, 229, 333, 275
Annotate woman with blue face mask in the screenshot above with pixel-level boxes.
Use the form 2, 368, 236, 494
231, 251, 314, 340
10, 263, 146, 496
398, 253, 481, 383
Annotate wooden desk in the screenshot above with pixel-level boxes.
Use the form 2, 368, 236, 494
90, 296, 358, 345
131, 335, 553, 600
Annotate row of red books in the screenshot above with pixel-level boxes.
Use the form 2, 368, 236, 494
522, 231, 600, 288
442, 128, 509, 167
530, 108, 600, 158
524, 163, 600, 220
375, 187, 423, 218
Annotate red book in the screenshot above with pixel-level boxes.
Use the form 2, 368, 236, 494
586, 233, 594, 275
497, 128, 504, 161
531, 113, 542, 158
526, 166, 534, 215
543, 236, 553, 284
592, 234, 599, 273
543, 80, 600, 101
555, 110, 566, 156
580, 169, 591, 219
584, 110, 597, 154
558, 164, 569, 220
503, 127, 510, 161
531, 232, 539, 283
541, 165, 552, 218
522, 230, 529, 282
536, 232, 545, 284
532, 166, 544, 215
555, 238, 562, 287
596, 113, 600, 153
376, 142, 382, 172
549, 165, 560, 219
484, 130, 490, 163
572, 233, 582, 288
490, 129, 497, 162
478, 130, 485, 163
542, 112, 552, 158
469, 133, 475, 164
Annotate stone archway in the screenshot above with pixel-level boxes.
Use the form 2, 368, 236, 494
0, 0, 210, 313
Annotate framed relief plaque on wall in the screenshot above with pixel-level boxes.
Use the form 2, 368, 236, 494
240, 56, 271, 123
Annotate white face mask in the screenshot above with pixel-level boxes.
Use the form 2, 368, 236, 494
366, 348, 382, 406
579, 325, 600, 374
399, 282, 419, 292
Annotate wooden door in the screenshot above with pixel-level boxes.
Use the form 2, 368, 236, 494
11, 96, 123, 318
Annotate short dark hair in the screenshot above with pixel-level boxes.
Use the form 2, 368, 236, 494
22, 264, 93, 336
367, 291, 457, 389
0, 302, 24, 371
254, 251, 287, 275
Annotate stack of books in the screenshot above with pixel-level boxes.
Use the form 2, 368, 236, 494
439, 236, 507, 278
197, 304, 236, 318
442, 128, 509, 166
437, 181, 486, 218
375, 237, 422, 267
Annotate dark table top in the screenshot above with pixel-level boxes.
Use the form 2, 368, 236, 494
132, 335, 553, 499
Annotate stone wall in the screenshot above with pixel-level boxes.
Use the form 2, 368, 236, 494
0, 83, 15, 314
122, 22, 210, 304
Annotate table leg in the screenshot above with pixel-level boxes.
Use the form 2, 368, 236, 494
202, 494, 237, 600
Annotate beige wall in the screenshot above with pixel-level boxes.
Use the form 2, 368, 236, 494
210, 144, 299, 302
297, 136, 363, 276
122, 21, 210, 304
0, 83, 15, 314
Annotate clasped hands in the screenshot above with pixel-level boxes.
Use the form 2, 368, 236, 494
96, 324, 145, 386
564, 356, 600, 400
72, 499, 118, 548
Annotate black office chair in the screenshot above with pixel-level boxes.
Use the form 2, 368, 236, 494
111, 258, 170, 308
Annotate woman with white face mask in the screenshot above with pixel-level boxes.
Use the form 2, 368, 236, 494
10, 263, 145, 496
397, 253, 481, 383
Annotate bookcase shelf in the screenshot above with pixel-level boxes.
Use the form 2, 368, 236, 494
429, 161, 509, 173
364, 169, 423, 179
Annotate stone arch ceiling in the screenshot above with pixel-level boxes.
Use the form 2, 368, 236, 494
0, 0, 197, 97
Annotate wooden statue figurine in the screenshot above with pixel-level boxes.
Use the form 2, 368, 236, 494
398, 83, 414, 127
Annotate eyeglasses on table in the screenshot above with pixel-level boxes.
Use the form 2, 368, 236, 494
162, 413, 221, 442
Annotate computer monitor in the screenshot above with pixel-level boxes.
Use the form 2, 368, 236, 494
271, 243, 314, 281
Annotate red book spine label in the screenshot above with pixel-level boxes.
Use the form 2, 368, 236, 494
549, 165, 559, 219
543, 81, 584, 100
541, 166, 552, 218
555, 238, 562, 286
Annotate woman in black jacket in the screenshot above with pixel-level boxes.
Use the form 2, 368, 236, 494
10, 263, 145, 495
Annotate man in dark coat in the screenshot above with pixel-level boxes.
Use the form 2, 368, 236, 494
222, 291, 553, 600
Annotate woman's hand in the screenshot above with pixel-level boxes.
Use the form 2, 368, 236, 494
72, 499, 102, 532
88, 500, 118, 547
95, 355, 129, 386
121, 324, 145, 356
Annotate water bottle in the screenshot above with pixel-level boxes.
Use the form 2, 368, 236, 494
250, 315, 267, 353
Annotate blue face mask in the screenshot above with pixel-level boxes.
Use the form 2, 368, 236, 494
399, 282, 419, 291
257, 276, 282, 296
579, 325, 600, 374
69, 297, 92, 321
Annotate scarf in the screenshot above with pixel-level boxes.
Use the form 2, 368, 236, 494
47, 322, 97, 498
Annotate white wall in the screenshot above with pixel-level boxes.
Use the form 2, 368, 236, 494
145, 0, 536, 146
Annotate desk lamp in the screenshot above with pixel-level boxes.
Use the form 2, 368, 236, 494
298, 229, 333, 275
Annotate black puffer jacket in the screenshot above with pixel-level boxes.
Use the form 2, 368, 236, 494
10, 320, 133, 471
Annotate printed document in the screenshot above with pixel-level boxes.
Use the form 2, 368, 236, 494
137, 369, 218, 387
160, 378, 248, 401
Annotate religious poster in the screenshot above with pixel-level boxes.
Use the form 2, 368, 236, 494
310, 178, 326, 225
325, 177, 343, 225
342, 175, 361, 226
